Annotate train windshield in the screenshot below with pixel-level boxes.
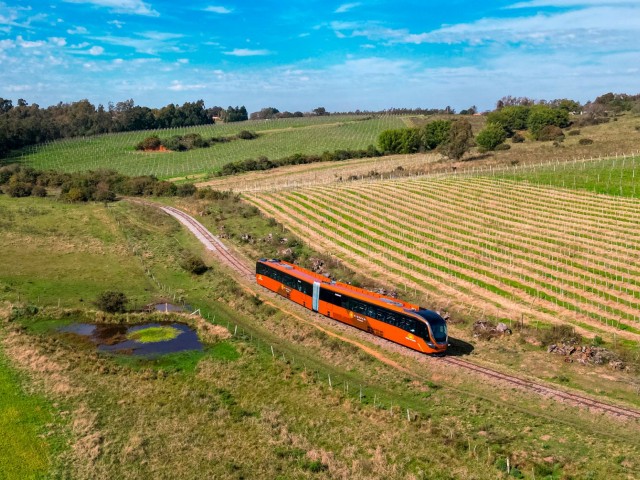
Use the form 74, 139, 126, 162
417, 310, 448, 343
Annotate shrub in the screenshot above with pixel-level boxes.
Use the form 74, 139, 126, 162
511, 132, 525, 143
495, 143, 511, 151
527, 105, 570, 139
180, 253, 208, 275
568, 129, 581, 136
94, 290, 128, 313
176, 183, 196, 197
475, 123, 507, 151
578, 138, 594, 145
31, 185, 47, 197
136, 135, 162, 151
6, 181, 33, 197
62, 187, 86, 202
237, 130, 258, 140
536, 125, 565, 142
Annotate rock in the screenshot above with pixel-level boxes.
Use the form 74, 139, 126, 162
496, 322, 512, 334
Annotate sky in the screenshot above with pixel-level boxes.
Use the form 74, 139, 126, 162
0, 0, 639, 112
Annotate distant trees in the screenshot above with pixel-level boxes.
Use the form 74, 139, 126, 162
222, 106, 248, 122
378, 120, 453, 155
486, 104, 570, 140
135, 130, 258, 152
250, 107, 279, 120
0, 97, 220, 158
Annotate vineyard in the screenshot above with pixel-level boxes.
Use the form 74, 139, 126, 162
8, 115, 407, 179
246, 174, 640, 343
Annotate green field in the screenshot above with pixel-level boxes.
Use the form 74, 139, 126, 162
7, 115, 407, 179
0, 347, 62, 480
2, 194, 639, 479
486, 154, 640, 198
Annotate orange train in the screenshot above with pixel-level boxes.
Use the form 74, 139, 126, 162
256, 259, 448, 355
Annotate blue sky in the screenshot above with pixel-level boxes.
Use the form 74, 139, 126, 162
1, 1, 639, 112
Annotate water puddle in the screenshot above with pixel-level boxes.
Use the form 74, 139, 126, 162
59, 322, 202, 356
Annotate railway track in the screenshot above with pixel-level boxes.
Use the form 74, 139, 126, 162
135, 200, 640, 422
158, 204, 254, 278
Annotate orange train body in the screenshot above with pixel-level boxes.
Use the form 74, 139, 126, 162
256, 259, 448, 355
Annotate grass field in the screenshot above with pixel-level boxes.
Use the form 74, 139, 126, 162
6, 115, 407, 179
2, 195, 639, 479
0, 346, 61, 480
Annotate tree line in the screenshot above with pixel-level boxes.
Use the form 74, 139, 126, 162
0, 98, 251, 158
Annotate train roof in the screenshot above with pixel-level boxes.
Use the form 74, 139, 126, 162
257, 258, 423, 315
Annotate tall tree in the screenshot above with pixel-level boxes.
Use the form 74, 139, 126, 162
440, 119, 474, 161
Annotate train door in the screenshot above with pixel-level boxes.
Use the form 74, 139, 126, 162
312, 282, 320, 311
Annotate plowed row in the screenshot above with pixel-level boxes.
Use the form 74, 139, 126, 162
246, 176, 640, 340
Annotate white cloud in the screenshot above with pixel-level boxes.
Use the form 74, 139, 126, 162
67, 26, 88, 34
508, 0, 637, 8
108, 20, 124, 28
332, 5, 640, 47
63, 0, 159, 17
48, 37, 67, 47
168, 80, 207, 91
204, 6, 232, 14
88, 45, 104, 55
223, 48, 271, 56
335, 3, 361, 14
17, 36, 46, 48
93, 31, 183, 54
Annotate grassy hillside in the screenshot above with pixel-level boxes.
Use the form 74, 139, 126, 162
2, 194, 639, 479
6, 115, 407, 179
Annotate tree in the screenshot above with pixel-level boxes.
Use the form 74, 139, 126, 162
94, 290, 128, 313
440, 119, 474, 161
486, 106, 530, 136
527, 105, 570, 140
378, 129, 404, 154
312, 107, 328, 116
420, 120, 452, 150
475, 123, 507, 151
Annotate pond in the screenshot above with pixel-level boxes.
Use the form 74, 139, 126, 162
59, 322, 202, 357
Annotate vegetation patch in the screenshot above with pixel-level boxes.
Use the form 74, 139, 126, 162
126, 325, 182, 343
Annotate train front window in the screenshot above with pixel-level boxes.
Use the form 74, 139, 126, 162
417, 310, 448, 343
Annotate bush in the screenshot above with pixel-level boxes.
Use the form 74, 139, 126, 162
578, 138, 594, 145
180, 253, 208, 275
136, 135, 162, 151
5, 181, 33, 197
511, 132, 525, 143
536, 125, 565, 142
528, 105, 570, 139
31, 185, 47, 197
94, 291, 128, 313
176, 183, 196, 197
475, 123, 507, 151
495, 143, 511, 151
237, 130, 258, 140
568, 129, 581, 136
62, 187, 87, 202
